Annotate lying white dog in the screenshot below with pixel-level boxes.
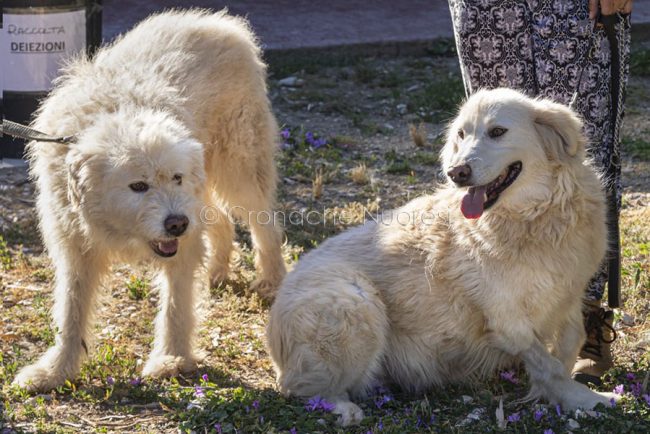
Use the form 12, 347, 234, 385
14, 9, 286, 391
267, 88, 617, 425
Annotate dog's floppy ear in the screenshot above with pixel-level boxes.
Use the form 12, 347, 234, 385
66, 148, 100, 208
533, 99, 585, 163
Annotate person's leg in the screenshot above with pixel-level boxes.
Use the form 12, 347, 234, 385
571, 11, 631, 385
448, 0, 537, 95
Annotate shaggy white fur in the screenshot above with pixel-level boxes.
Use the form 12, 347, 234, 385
267, 88, 618, 426
13, 9, 285, 391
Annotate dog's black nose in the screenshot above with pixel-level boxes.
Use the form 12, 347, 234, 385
447, 164, 472, 186
164, 215, 189, 236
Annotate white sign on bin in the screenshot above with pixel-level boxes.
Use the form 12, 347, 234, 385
1, 9, 86, 92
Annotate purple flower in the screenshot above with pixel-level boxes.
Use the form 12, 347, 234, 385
507, 412, 520, 423
106, 376, 115, 386
129, 377, 142, 387
214, 423, 222, 433
320, 400, 336, 412
643, 394, 650, 406
374, 394, 392, 409
613, 384, 625, 395
289, 428, 297, 434
609, 397, 617, 408
280, 128, 290, 140
543, 430, 555, 434
194, 386, 205, 398
630, 382, 642, 397
555, 404, 562, 416
201, 373, 209, 382
252, 400, 260, 410
534, 409, 544, 422
378, 419, 384, 430
312, 138, 327, 148
626, 373, 636, 381
305, 132, 314, 144
304, 395, 335, 412
500, 370, 518, 384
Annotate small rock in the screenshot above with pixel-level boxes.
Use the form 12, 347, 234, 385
278, 76, 304, 87
622, 312, 635, 326
382, 123, 395, 132
634, 331, 650, 349
567, 418, 580, 429
461, 395, 473, 404
456, 407, 485, 426
396, 103, 408, 115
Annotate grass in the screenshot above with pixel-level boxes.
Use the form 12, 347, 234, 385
630, 49, 650, 77
126, 275, 150, 300
0, 235, 12, 271
622, 136, 650, 160
1, 50, 650, 434
407, 74, 465, 122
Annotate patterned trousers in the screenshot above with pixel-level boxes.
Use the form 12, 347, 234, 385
448, 0, 631, 301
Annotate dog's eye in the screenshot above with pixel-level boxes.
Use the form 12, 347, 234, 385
458, 129, 465, 139
173, 174, 182, 185
129, 182, 149, 192
488, 127, 507, 138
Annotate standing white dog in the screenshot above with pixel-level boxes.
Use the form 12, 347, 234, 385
267, 88, 618, 425
13, 9, 286, 391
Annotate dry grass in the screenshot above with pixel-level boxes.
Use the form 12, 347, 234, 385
349, 163, 370, 185
409, 122, 428, 148
312, 169, 324, 200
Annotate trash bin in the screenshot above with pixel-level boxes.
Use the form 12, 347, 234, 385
1, 0, 102, 158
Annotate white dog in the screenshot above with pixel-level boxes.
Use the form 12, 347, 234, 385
267, 88, 618, 425
13, 9, 286, 391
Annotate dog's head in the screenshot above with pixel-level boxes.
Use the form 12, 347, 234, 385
441, 88, 586, 219
66, 108, 206, 259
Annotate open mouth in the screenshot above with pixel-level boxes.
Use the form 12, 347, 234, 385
460, 161, 522, 219
149, 239, 179, 257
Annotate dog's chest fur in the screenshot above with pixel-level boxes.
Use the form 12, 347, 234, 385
368, 189, 604, 387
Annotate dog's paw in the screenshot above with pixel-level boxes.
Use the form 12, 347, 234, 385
142, 354, 199, 378
249, 278, 279, 301
333, 401, 365, 426
560, 384, 617, 410
12, 363, 68, 392
209, 265, 231, 288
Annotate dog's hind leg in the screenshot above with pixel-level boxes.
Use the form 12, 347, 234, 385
267, 272, 387, 426
143, 232, 204, 378
228, 200, 286, 300
13, 247, 107, 391
205, 205, 235, 288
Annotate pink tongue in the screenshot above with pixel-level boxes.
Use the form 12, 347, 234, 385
461, 186, 487, 219
158, 239, 178, 254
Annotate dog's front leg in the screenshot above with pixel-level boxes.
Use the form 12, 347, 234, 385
13, 249, 107, 391
142, 233, 203, 378
520, 339, 617, 410
551, 302, 586, 376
